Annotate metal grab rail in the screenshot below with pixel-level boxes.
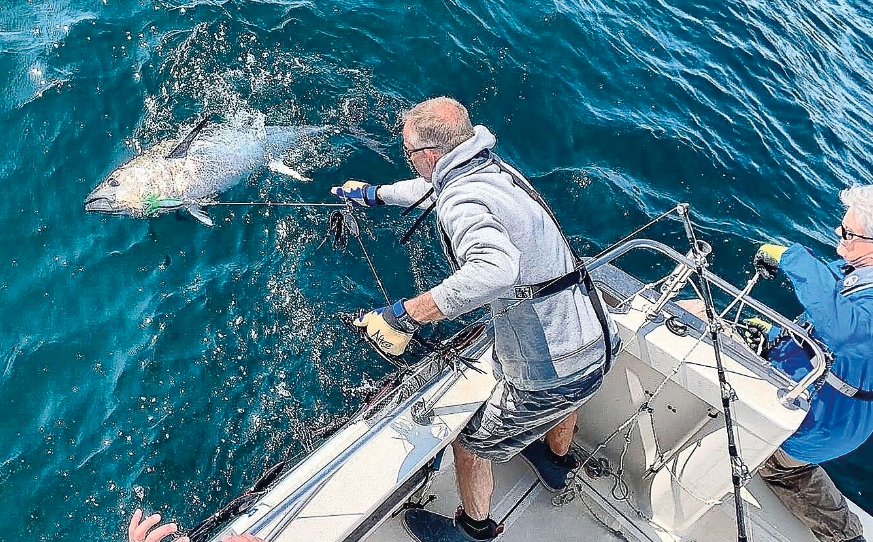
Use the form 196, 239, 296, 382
586, 238, 826, 406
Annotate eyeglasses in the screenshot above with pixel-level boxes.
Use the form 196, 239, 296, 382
838, 224, 873, 242
403, 144, 440, 159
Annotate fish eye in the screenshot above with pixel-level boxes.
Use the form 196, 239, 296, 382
109, 178, 119, 187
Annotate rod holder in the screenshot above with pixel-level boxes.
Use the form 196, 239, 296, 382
646, 240, 712, 320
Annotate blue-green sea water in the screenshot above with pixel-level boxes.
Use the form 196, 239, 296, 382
2, 0, 873, 539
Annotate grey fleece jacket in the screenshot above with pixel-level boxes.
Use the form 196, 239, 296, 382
380, 126, 616, 391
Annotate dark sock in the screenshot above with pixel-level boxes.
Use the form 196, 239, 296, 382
457, 512, 499, 540
545, 445, 580, 469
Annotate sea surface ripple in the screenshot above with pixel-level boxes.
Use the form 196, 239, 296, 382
1, 0, 872, 539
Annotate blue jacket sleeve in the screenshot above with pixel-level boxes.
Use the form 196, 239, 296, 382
781, 243, 873, 345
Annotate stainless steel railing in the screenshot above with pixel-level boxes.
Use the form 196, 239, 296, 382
586, 237, 826, 406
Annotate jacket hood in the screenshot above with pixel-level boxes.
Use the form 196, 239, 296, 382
431, 125, 497, 194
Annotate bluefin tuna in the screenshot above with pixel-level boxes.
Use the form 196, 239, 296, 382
84, 114, 322, 226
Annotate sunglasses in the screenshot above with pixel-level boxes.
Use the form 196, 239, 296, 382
403, 144, 440, 160
838, 224, 873, 242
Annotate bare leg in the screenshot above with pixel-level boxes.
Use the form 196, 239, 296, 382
545, 411, 577, 456
452, 441, 494, 521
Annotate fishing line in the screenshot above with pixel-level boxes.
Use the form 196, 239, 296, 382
593, 207, 678, 260
193, 199, 748, 541
204, 201, 345, 207
206, 198, 388, 303
678, 207, 750, 542
346, 207, 391, 304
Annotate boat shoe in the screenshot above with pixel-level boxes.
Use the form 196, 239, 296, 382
401, 508, 503, 542
520, 438, 580, 492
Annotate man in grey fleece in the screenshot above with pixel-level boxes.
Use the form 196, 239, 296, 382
331, 97, 618, 542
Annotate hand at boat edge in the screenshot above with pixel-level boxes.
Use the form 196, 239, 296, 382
354, 300, 420, 357
127, 509, 266, 542
128, 509, 188, 542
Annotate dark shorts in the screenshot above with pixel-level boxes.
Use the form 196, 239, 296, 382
456, 366, 604, 463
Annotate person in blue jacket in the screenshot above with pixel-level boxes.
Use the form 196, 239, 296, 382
749, 185, 873, 542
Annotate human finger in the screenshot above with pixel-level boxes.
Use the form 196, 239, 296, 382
133, 513, 162, 541
144, 522, 177, 542
128, 509, 143, 541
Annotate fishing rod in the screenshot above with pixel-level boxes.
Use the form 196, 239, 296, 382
678, 205, 750, 542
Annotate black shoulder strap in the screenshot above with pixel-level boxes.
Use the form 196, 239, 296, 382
438, 220, 460, 271
494, 155, 613, 371
399, 188, 437, 246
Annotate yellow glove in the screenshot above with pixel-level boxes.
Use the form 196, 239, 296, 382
753, 244, 788, 279
354, 300, 420, 357
743, 316, 773, 336
741, 316, 778, 356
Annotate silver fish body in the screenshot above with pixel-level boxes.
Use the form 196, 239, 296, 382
85, 119, 320, 225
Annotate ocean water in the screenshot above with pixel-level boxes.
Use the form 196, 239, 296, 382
2, 0, 873, 539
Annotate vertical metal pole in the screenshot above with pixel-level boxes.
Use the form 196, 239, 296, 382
677, 204, 749, 542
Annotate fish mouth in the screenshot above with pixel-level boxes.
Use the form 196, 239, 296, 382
84, 196, 121, 214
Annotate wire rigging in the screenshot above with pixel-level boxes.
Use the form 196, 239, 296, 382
193, 197, 764, 542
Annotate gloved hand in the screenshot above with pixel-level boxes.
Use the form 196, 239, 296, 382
742, 317, 778, 356
330, 180, 383, 207
354, 299, 421, 357
753, 244, 788, 279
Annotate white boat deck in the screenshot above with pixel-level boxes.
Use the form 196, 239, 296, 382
213, 257, 872, 542
371, 442, 873, 542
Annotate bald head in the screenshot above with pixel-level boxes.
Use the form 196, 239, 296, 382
403, 97, 475, 153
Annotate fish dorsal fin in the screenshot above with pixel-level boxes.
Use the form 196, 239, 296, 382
167, 117, 209, 159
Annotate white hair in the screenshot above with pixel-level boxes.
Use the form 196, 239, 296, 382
840, 185, 873, 236
403, 97, 474, 153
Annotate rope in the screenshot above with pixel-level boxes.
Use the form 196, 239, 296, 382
331, 204, 391, 305
354, 218, 390, 305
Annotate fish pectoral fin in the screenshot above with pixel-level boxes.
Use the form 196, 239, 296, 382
167, 117, 209, 159
268, 159, 311, 182
158, 198, 184, 208
186, 205, 214, 227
